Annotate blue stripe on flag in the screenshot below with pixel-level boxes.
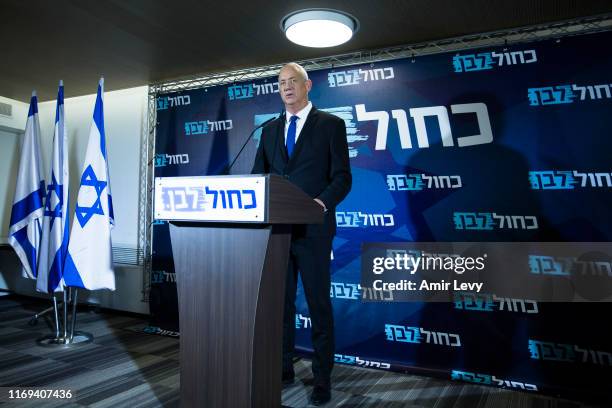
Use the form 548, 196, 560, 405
46, 190, 70, 293
55, 86, 64, 124
12, 227, 38, 277
62, 253, 85, 289
28, 95, 38, 116
48, 249, 63, 293
108, 194, 114, 222
9, 181, 45, 226
94, 84, 106, 159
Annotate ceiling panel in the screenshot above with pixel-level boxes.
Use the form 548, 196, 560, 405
1, 0, 611, 101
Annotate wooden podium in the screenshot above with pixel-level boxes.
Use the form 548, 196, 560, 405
154, 174, 323, 407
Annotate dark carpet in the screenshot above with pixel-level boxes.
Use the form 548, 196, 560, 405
0, 295, 600, 407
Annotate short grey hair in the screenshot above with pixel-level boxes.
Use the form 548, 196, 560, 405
279, 62, 309, 81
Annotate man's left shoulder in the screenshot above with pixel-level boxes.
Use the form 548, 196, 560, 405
313, 108, 339, 121
312, 108, 344, 127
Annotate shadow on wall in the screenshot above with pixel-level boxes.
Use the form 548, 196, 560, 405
0, 128, 22, 245
0, 246, 38, 294
0, 246, 148, 315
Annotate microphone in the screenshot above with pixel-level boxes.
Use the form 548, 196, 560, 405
222, 114, 280, 175
270, 109, 284, 173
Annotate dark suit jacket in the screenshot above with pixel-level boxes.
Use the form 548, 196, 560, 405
252, 106, 352, 237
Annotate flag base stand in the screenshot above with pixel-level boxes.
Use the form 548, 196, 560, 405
28, 303, 60, 326
35, 288, 92, 348
35, 331, 93, 348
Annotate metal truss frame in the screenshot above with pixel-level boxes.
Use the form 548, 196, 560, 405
140, 92, 157, 301
140, 14, 612, 301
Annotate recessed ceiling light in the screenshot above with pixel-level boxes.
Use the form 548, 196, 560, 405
281, 9, 359, 48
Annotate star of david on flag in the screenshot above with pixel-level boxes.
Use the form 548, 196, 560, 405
8, 91, 45, 279
75, 165, 107, 227
37, 81, 70, 293
63, 78, 116, 291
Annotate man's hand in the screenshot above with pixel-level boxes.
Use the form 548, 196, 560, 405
314, 198, 327, 212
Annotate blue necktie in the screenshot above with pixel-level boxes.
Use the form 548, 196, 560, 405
286, 115, 298, 157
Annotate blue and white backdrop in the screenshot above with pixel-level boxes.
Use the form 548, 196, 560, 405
152, 31, 612, 401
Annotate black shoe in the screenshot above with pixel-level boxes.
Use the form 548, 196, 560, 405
309, 384, 331, 406
282, 371, 295, 386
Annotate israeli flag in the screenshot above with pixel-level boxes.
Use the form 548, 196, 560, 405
8, 91, 45, 279
64, 78, 115, 290
37, 81, 69, 293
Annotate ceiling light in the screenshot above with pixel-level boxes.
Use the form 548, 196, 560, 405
281, 9, 358, 48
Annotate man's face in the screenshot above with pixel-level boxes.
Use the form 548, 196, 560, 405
278, 66, 312, 111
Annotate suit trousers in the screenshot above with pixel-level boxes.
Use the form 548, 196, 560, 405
282, 234, 334, 384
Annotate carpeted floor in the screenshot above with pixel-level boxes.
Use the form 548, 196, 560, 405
0, 295, 602, 407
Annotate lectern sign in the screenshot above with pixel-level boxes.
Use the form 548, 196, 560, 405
154, 175, 266, 222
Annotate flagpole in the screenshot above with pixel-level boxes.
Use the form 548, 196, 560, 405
37, 78, 108, 348
34, 80, 95, 348
52, 296, 60, 338
10, 89, 66, 345
62, 289, 68, 343
69, 288, 78, 343
37, 287, 91, 347
8, 90, 45, 281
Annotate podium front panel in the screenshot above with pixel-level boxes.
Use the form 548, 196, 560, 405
155, 175, 266, 222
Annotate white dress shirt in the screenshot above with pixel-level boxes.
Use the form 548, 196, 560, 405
284, 101, 313, 146
282, 101, 327, 211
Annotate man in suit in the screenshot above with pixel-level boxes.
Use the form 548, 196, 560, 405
252, 62, 351, 405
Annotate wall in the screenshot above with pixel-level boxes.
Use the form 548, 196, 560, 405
0, 95, 28, 130
0, 96, 29, 244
